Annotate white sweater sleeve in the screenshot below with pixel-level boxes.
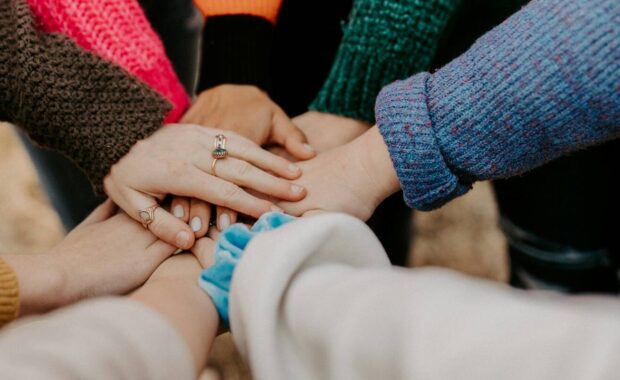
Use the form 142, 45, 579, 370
0, 297, 194, 380
229, 213, 620, 380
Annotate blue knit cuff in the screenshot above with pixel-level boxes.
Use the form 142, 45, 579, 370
375, 73, 471, 211
198, 212, 296, 326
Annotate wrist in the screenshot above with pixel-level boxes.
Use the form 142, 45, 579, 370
354, 126, 401, 203
1, 254, 67, 315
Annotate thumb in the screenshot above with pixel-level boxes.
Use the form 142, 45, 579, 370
271, 109, 316, 160
81, 199, 118, 225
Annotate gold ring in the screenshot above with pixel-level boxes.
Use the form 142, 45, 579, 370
211, 157, 219, 177
212, 134, 228, 159
138, 204, 159, 229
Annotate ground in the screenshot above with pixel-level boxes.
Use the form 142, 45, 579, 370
0, 123, 508, 379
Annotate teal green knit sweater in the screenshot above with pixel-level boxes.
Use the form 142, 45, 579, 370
310, 0, 460, 123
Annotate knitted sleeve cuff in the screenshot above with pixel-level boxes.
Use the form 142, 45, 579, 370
197, 15, 274, 93
375, 73, 471, 211
0, 258, 19, 326
310, 46, 418, 124
311, 0, 460, 124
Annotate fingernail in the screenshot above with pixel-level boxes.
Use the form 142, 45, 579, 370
219, 213, 230, 231
291, 184, 303, 194
176, 231, 191, 248
288, 163, 300, 173
190, 216, 202, 232
303, 144, 314, 152
173, 248, 183, 255
271, 205, 283, 213
173, 205, 185, 218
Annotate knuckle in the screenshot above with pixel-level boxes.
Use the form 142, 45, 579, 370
235, 161, 252, 178
221, 183, 241, 203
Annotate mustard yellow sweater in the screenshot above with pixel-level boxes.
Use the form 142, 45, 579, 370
0, 258, 19, 326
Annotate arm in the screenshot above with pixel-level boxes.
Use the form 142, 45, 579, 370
0, 254, 218, 379
375, 0, 620, 210
194, 0, 283, 92
281, 0, 620, 218
0, 0, 170, 193
230, 213, 620, 379
296, 0, 460, 155
0, 201, 176, 326
310, 0, 461, 124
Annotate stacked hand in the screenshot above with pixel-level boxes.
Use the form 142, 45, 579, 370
104, 124, 306, 249
171, 84, 315, 235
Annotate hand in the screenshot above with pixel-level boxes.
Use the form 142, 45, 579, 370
294, 111, 371, 153
104, 124, 307, 249
2, 200, 176, 315
277, 127, 401, 220
179, 85, 316, 233
182, 85, 315, 159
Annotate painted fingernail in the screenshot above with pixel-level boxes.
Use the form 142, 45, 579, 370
173, 205, 185, 218
176, 231, 191, 248
190, 216, 202, 232
291, 184, 303, 194
303, 144, 314, 152
288, 163, 300, 173
219, 213, 231, 231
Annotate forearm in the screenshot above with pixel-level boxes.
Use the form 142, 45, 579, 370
311, 0, 461, 123
0, 0, 169, 193
131, 256, 219, 374
376, 0, 620, 210
0, 298, 195, 380
196, 1, 283, 92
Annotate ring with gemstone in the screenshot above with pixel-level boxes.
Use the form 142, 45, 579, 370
212, 134, 228, 159
138, 204, 159, 229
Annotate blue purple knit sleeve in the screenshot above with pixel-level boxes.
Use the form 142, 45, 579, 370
375, 0, 620, 211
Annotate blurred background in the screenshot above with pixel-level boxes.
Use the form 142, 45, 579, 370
0, 122, 508, 379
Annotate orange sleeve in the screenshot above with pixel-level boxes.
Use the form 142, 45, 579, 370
193, 0, 282, 24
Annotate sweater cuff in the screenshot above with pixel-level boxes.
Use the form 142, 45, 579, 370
310, 45, 416, 124
197, 15, 273, 93
0, 258, 19, 326
375, 73, 471, 211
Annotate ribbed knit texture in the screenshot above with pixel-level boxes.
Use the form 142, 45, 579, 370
194, 0, 282, 23
27, 0, 189, 123
0, 258, 19, 326
0, 0, 171, 193
375, 0, 620, 211
310, 0, 460, 124
198, 15, 274, 92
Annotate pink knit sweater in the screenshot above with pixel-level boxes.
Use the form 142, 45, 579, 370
27, 0, 189, 123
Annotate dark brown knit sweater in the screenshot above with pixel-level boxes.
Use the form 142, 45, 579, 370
0, 0, 171, 193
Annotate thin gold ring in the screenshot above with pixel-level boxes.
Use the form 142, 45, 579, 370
138, 204, 159, 229
211, 157, 219, 177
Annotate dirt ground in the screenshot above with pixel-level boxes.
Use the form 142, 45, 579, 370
0, 123, 508, 379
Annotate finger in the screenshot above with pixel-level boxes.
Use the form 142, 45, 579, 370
146, 239, 178, 264
271, 109, 316, 160
216, 206, 237, 232
189, 198, 211, 238
81, 198, 118, 225
124, 189, 195, 250
191, 237, 216, 269
202, 157, 307, 202
171, 197, 190, 223
166, 166, 282, 219
216, 133, 302, 180
207, 225, 221, 241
